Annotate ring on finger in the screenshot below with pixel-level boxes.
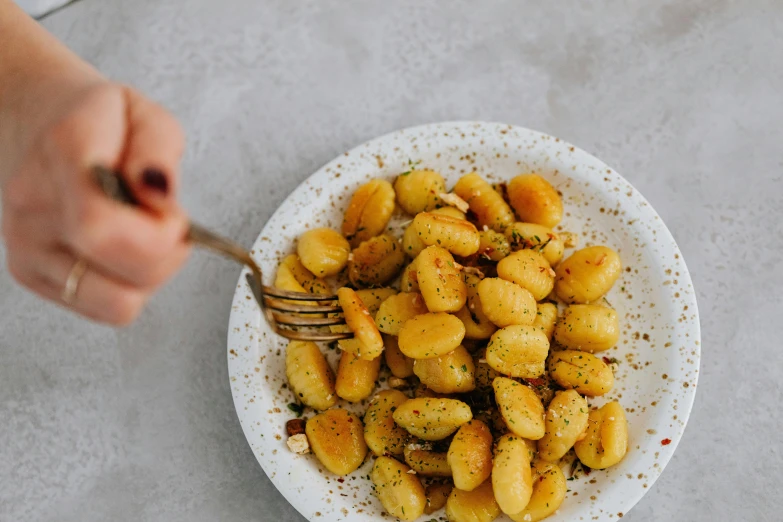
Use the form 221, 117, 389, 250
61, 258, 88, 305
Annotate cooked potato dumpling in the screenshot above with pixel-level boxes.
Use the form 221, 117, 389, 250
413, 212, 480, 257
485, 325, 549, 378
392, 398, 473, 441
297, 228, 350, 277
533, 302, 558, 340
335, 350, 381, 403
554, 246, 622, 303
492, 376, 545, 440
492, 433, 533, 515
400, 259, 419, 292
509, 460, 566, 522
354, 287, 398, 316
342, 179, 396, 246
285, 340, 336, 411
404, 445, 452, 477
398, 312, 466, 359
371, 456, 426, 521
445, 479, 500, 522
506, 222, 565, 267
507, 173, 563, 228
280, 254, 330, 294
306, 409, 367, 475
364, 390, 409, 456
477, 278, 537, 327
414, 345, 476, 394
375, 292, 429, 335
574, 401, 628, 469
537, 390, 589, 462
432, 206, 466, 220
384, 335, 414, 378
403, 223, 428, 258
417, 246, 467, 313
348, 234, 406, 287
554, 304, 620, 352
548, 350, 614, 396
497, 250, 554, 301
337, 287, 384, 360
477, 229, 511, 261
453, 172, 515, 232
424, 483, 453, 514
394, 169, 446, 215
448, 420, 493, 491
456, 272, 498, 340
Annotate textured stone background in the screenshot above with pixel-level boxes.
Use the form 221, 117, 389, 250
1, 1, 781, 521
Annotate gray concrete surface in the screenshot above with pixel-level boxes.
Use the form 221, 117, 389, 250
1, 1, 782, 521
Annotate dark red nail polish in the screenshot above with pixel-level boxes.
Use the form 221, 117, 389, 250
142, 168, 168, 195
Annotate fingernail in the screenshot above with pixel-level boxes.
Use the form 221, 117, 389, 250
142, 168, 169, 196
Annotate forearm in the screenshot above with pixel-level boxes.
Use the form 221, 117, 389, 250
0, 0, 103, 179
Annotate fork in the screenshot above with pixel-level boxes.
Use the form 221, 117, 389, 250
92, 166, 352, 341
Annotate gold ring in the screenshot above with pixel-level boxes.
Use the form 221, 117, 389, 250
61, 259, 88, 305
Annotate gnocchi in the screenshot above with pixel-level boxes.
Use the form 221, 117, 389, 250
342, 179, 396, 247
509, 460, 566, 522
348, 234, 406, 287
445, 479, 500, 522
533, 302, 558, 340
383, 334, 415, 378
404, 445, 452, 477
413, 345, 476, 393
493, 376, 545, 440
448, 420, 493, 491
424, 483, 453, 514
548, 350, 614, 396
496, 249, 555, 301
413, 212, 480, 257
417, 246, 467, 313
400, 259, 419, 292
285, 340, 336, 411
364, 390, 409, 456
505, 222, 565, 267
371, 456, 427, 521
306, 409, 367, 475
477, 278, 537, 327
394, 169, 446, 215
375, 292, 429, 335
554, 246, 622, 303
335, 350, 381, 402
297, 227, 350, 277
554, 304, 620, 352
392, 397, 473, 441
456, 273, 497, 340
507, 173, 563, 228
403, 222, 428, 258
477, 229, 511, 261
574, 401, 628, 469
279, 254, 330, 294
485, 325, 549, 378
398, 312, 466, 359
492, 433, 533, 515
453, 172, 515, 231
537, 390, 589, 462
337, 287, 384, 360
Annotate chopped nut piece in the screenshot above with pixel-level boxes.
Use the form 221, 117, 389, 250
462, 266, 485, 278
287, 433, 310, 454
560, 231, 579, 248
286, 418, 306, 436
388, 376, 408, 389
438, 192, 470, 213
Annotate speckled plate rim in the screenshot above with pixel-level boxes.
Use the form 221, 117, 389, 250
227, 121, 701, 522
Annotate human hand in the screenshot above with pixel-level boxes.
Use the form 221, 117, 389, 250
1, 82, 191, 325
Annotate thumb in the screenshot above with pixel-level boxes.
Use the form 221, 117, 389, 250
120, 86, 185, 214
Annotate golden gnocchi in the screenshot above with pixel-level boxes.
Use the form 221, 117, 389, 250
477, 229, 511, 261
477, 278, 537, 327
537, 390, 590, 462
554, 246, 622, 303
392, 397, 473, 441
337, 287, 384, 360
342, 178, 396, 247
394, 169, 446, 215
364, 390, 409, 456
554, 303, 620, 352
413, 212, 480, 257
306, 409, 367, 475
413, 345, 476, 393
496, 249, 555, 301
404, 445, 452, 477
506, 222, 565, 267
375, 292, 428, 335
297, 227, 350, 277
485, 325, 549, 378
448, 420, 493, 491
455, 272, 498, 340
453, 172, 515, 231
279, 254, 330, 294
371, 456, 427, 521
398, 312, 466, 359
348, 234, 406, 287
574, 401, 628, 469
548, 350, 614, 396
417, 246, 467, 313
335, 350, 381, 403
492, 433, 533, 515
509, 460, 566, 522
493, 376, 545, 440
285, 340, 336, 411
507, 173, 563, 228
445, 479, 500, 522
383, 335, 414, 378
533, 302, 558, 340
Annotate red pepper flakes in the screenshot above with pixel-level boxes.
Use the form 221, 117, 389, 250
413, 410, 420, 415
526, 378, 547, 387
337, 478, 345, 483
565, 268, 571, 274
602, 356, 612, 365
661, 438, 672, 446
347, 417, 353, 423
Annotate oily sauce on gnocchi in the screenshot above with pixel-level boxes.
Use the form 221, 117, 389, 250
277, 169, 631, 521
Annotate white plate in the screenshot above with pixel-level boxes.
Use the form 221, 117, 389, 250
227, 122, 700, 522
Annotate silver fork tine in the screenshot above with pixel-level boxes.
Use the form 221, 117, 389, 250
263, 298, 343, 314
272, 313, 347, 327
275, 328, 353, 342
262, 287, 338, 301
